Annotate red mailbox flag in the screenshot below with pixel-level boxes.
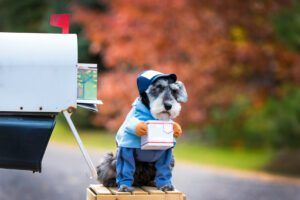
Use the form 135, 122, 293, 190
50, 14, 70, 34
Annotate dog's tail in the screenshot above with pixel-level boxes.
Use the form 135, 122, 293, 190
96, 152, 117, 187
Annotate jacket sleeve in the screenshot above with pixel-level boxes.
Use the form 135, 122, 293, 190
123, 100, 149, 136
124, 116, 141, 135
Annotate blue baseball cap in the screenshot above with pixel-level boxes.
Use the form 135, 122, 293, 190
137, 70, 177, 95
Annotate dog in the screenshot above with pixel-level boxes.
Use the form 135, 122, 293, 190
97, 70, 188, 192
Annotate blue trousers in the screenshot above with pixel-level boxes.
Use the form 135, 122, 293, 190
116, 147, 173, 188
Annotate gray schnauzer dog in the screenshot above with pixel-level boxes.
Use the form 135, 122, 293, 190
97, 70, 188, 191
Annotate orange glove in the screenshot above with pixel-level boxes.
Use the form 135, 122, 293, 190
173, 122, 182, 138
136, 122, 148, 136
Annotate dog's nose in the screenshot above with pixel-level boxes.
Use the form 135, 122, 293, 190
164, 103, 172, 111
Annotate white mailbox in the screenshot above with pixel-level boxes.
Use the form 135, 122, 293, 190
0, 32, 98, 177
0, 32, 78, 113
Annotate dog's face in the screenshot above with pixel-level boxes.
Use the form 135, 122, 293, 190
145, 78, 188, 120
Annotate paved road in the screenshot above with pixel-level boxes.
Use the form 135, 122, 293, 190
0, 144, 300, 200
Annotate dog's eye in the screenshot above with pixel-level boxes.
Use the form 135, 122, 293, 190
171, 89, 178, 96
156, 85, 164, 91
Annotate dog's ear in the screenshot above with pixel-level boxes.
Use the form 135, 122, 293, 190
171, 81, 188, 103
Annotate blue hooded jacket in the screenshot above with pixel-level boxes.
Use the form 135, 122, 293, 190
116, 98, 176, 148
116, 98, 156, 148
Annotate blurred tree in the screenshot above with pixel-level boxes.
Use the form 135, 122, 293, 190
273, 0, 300, 51
0, 0, 47, 32
203, 87, 300, 149
71, 0, 300, 130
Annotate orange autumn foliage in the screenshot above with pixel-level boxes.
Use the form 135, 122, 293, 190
71, 0, 300, 130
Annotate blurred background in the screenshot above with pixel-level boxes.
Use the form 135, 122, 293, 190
0, 0, 300, 200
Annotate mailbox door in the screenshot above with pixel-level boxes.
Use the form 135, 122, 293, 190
0, 115, 56, 172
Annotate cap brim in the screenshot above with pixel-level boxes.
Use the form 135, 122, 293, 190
151, 73, 177, 84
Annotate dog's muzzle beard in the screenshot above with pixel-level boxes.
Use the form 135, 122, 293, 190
141, 92, 173, 120
147, 93, 181, 121
156, 111, 171, 121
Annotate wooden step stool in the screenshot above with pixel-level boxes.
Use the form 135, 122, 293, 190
87, 184, 186, 200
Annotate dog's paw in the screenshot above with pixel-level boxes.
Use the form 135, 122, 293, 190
159, 184, 174, 191
118, 185, 134, 192
136, 122, 148, 136
173, 122, 182, 138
